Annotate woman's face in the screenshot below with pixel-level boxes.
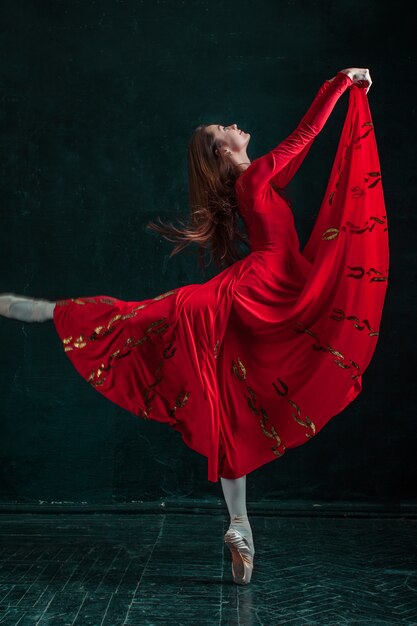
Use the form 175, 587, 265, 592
206, 123, 250, 154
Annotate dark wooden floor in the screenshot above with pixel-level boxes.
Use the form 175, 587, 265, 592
0, 513, 416, 625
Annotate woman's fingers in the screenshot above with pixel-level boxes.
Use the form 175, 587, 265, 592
364, 69, 372, 93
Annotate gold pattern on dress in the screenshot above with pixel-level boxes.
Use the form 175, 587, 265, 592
330, 308, 379, 336
99, 298, 117, 305
88, 301, 173, 344
295, 321, 362, 381
62, 334, 87, 352
142, 369, 163, 416
272, 377, 316, 439
73, 336, 87, 349
59, 290, 178, 318
366, 171, 381, 189
327, 346, 344, 359
327, 118, 380, 214
232, 357, 247, 380
86, 317, 171, 393
341, 214, 387, 235
169, 389, 190, 418
354, 121, 374, 143
346, 266, 365, 279
272, 377, 288, 396
87, 361, 112, 387
59, 291, 189, 424
351, 186, 365, 200
126, 304, 148, 315
138, 333, 188, 422
246, 386, 257, 413
334, 361, 350, 370
214, 339, 220, 360
89, 306, 150, 341
147, 318, 170, 334
231, 357, 286, 457
322, 227, 340, 240
153, 290, 178, 301
350, 360, 361, 380
287, 398, 316, 438
89, 313, 122, 339
57, 297, 97, 307
163, 339, 176, 359
346, 265, 388, 283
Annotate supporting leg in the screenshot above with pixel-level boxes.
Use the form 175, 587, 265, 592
0, 293, 56, 322
220, 475, 254, 548
221, 474, 255, 584
220, 475, 248, 518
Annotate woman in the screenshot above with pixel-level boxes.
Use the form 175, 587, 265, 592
0, 67, 388, 586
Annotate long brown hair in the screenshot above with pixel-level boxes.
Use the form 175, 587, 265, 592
146, 124, 250, 274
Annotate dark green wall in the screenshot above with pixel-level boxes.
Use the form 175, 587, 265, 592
0, 0, 413, 506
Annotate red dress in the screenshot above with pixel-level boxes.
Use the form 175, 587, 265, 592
53, 71, 389, 482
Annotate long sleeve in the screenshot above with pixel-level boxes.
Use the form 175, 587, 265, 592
241, 71, 354, 197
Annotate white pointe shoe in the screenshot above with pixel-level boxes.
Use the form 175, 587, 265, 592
224, 527, 255, 585
0, 294, 15, 318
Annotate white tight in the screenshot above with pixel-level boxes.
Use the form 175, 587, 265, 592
220, 474, 253, 546
0, 294, 56, 322
220, 475, 247, 518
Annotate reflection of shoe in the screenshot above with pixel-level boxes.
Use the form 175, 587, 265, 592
224, 527, 255, 585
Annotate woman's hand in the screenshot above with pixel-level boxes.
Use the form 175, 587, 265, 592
340, 67, 372, 94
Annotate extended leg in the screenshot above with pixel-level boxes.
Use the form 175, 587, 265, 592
0, 293, 56, 322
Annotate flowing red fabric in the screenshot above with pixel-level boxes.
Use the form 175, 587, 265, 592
53, 72, 389, 482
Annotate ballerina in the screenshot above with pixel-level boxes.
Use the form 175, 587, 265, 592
1, 67, 387, 586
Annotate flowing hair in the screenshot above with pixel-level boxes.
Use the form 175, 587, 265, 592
146, 124, 250, 274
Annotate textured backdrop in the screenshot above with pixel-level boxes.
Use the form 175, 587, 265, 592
0, 0, 412, 507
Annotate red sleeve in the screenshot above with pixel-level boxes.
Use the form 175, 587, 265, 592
241, 71, 354, 197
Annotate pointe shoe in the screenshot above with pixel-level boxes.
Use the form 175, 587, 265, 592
0, 294, 15, 318
224, 527, 255, 585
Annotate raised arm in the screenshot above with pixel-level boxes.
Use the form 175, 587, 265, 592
241, 71, 354, 197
